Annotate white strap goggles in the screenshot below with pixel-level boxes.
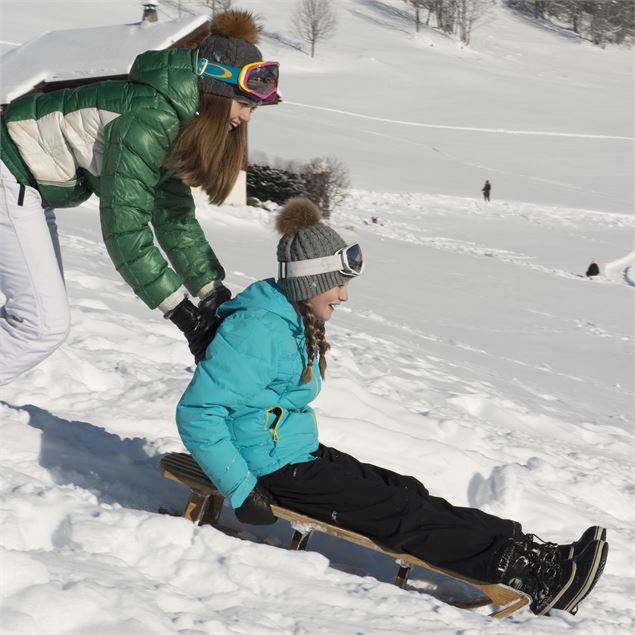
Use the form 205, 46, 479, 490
279, 243, 364, 279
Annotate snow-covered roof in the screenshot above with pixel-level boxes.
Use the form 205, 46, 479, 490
0, 14, 209, 104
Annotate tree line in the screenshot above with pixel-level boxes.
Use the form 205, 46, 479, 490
403, 0, 633, 46
403, 0, 495, 46
506, 0, 633, 47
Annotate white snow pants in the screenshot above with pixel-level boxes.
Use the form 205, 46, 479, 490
0, 159, 70, 385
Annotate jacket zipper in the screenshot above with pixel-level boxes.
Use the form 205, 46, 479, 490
264, 406, 285, 443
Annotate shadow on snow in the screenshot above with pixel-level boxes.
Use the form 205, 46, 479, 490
2, 401, 186, 512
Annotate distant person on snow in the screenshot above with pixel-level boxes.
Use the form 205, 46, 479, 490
482, 179, 492, 202
0, 10, 279, 385
585, 260, 600, 278
176, 196, 608, 617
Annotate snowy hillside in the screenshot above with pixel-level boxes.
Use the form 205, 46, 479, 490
1, 0, 632, 213
0, 1, 633, 634
246, 0, 633, 214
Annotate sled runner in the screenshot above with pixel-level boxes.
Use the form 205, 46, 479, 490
159, 452, 530, 618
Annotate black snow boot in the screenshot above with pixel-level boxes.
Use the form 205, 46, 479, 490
495, 536, 608, 615
561, 540, 609, 615
557, 526, 607, 560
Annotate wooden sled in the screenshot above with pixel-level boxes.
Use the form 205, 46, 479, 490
160, 452, 529, 619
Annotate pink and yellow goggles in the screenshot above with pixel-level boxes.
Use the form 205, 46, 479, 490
195, 51, 279, 101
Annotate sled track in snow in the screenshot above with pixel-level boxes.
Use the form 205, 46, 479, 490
285, 102, 635, 141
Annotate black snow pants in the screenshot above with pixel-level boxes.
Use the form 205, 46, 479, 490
259, 444, 521, 583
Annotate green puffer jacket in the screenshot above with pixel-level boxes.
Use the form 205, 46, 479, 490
0, 48, 224, 310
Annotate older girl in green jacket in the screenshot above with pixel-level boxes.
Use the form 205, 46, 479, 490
0, 10, 279, 384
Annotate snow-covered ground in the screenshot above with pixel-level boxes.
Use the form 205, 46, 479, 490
0, 1, 633, 634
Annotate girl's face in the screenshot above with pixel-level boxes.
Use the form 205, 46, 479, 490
306, 282, 349, 322
228, 100, 254, 131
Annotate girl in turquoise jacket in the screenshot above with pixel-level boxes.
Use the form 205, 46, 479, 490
0, 10, 279, 384
176, 197, 607, 617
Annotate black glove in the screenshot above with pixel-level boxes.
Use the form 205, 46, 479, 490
235, 484, 277, 525
198, 283, 232, 318
166, 298, 218, 363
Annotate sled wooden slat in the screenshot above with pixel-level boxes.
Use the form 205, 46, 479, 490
160, 452, 529, 618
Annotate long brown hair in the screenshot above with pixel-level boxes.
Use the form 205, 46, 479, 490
164, 93, 247, 205
297, 301, 330, 384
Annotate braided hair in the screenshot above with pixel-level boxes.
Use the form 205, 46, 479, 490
297, 301, 330, 384
275, 196, 342, 383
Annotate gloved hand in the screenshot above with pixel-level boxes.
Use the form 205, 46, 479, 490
235, 484, 277, 525
199, 283, 232, 318
165, 298, 218, 363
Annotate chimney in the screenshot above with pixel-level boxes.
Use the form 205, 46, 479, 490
142, 1, 159, 23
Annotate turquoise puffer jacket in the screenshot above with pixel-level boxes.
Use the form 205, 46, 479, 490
0, 48, 223, 309
176, 279, 320, 508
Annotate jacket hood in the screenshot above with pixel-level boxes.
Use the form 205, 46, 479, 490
218, 279, 302, 329
128, 48, 199, 122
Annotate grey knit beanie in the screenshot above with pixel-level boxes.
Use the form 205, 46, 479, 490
197, 10, 263, 105
276, 198, 348, 301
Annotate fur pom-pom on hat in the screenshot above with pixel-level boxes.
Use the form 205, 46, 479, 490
196, 10, 263, 103
276, 197, 347, 301
275, 197, 322, 236
209, 10, 259, 44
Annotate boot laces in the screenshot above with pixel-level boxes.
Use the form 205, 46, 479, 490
525, 533, 559, 564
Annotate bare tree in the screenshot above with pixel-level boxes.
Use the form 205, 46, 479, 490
403, 0, 430, 32
532, 0, 548, 19
558, 0, 584, 34
291, 0, 337, 58
300, 157, 350, 219
406, 0, 491, 44
435, 0, 456, 34
456, 0, 493, 45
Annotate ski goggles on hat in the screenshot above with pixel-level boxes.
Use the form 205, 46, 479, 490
195, 51, 279, 101
279, 243, 364, 279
